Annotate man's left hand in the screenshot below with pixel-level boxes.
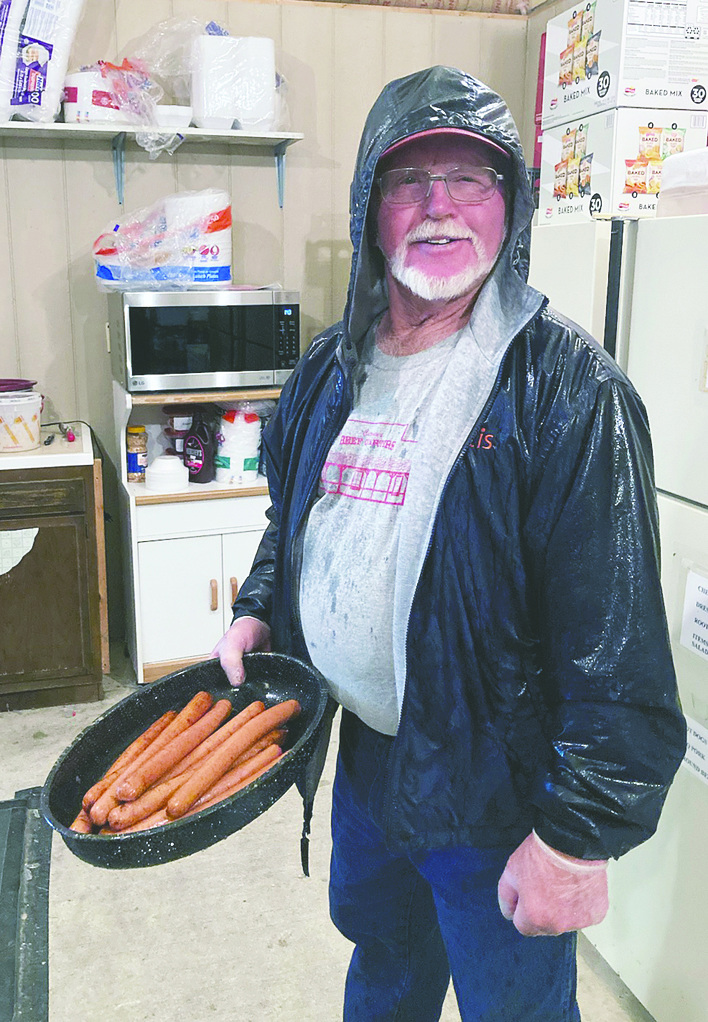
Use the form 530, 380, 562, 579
498, 831, 609, 936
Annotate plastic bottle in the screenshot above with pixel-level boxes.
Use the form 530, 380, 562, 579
126, 425, 148, 482
183, 409, 215, 483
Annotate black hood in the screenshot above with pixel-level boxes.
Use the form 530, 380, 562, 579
343, 66, 535, 348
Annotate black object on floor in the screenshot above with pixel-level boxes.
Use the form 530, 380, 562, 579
0, 786, 51, 1022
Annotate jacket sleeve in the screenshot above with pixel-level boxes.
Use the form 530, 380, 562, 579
229, 373, 291, 627
527, 373, 687, 860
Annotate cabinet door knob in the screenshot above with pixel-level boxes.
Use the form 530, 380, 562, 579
210, 579, 219, 611
231, 576, 239, 604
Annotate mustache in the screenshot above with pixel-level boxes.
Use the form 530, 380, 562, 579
405, 220, 476, 243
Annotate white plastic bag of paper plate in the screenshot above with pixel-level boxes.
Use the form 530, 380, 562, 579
215, 408, 261, 484
93, 189, 232, 290
0, 0, 86, 122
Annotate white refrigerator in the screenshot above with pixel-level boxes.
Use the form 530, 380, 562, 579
530, 214, 708, 1022
528, 218, 637, 371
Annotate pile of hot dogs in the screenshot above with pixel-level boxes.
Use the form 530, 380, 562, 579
70, 691, 301, 835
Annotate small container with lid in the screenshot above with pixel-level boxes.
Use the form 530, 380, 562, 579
126, 425, 148, 482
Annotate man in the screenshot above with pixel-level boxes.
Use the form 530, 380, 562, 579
213, 67, 686, 1021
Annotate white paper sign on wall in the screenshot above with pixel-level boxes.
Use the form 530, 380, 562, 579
682, 715, 708, 788
680, 569, 708, 663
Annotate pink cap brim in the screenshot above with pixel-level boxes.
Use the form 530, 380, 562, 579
381, 127, 508, 159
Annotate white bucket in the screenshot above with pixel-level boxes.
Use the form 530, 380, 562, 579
0, 391, 42, 452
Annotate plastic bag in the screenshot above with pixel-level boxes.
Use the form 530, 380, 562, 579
214, 406, 262, 485
123, 16, 228, 106
0, 0, 86, 122
93, 189, 233, 291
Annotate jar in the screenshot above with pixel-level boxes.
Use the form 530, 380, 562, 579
126, 425, 148, 482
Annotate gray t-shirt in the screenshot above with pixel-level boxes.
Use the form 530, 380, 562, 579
299, 325, 463, 734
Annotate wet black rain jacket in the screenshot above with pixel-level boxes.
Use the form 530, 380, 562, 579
232, 67, 686, 860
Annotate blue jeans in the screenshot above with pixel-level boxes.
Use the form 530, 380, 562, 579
329, 711, 581, 1022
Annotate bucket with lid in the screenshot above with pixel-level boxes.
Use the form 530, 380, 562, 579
0, 389, 43, 452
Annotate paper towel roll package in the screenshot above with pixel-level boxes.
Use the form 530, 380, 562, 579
0, 0, 86, 122
62, 70, 128, 124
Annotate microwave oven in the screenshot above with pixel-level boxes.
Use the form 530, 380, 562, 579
108, 289, 300, 392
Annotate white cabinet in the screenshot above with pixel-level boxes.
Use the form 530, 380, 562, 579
137, 526, 269, 666
138, 535, 225, 664
131, 496, 271, 683
222, 529, 266, 630
113, 381, 275, 684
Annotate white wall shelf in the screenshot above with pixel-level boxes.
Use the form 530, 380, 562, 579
0, 122, 303, 207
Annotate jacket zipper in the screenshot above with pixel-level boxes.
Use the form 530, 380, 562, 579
288, 349, 354, 649
381, 334, 522, 839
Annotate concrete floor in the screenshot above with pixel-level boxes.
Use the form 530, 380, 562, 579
0, 651, 655, 1022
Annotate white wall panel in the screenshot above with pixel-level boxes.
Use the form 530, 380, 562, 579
4, 139, 75, 420
382, 8, 434, 84
281, 0, 337, 339
0, 146, 19, 376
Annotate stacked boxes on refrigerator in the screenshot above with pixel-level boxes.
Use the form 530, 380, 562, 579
539, 0, 708, 223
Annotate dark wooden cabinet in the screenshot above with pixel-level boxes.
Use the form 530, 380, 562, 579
0, 459, 107, 710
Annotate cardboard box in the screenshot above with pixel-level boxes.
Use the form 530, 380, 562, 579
539, 106, 708, 222
541, 0, 708, 129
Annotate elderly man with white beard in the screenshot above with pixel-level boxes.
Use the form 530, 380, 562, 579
213, 67, 685, 1022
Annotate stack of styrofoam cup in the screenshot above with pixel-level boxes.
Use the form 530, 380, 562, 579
190, 35, 276, 132
163, 189, 232, 287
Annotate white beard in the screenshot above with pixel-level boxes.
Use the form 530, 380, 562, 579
385, 222, 498, 302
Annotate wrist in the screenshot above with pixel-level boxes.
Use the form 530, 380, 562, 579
532, 830, 608, 873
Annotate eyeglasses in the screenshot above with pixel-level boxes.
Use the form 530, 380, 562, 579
378, 167, 504, 206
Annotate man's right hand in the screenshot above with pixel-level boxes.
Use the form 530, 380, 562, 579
210, 616, 272, 687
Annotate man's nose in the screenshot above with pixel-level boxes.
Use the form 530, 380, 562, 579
422, 177, 458, 217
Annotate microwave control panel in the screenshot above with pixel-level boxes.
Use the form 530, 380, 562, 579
276, 306, 300, 369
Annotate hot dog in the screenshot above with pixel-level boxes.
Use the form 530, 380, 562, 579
115, 698, 232, 802
89, 690, 214, 825
160, 700, 266, 782
70, 808, 94, 833
193, 743, 283, 809
106, 747, 283, 834
113, 807, 171, 834
231, 727, 286, 769
81, 710, 177, 811
166, 699, 301, 819
107, 768, 200, 831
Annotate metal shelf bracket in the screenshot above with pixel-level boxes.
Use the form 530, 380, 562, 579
111, 131, 126, 206
274, 141, 288, 209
